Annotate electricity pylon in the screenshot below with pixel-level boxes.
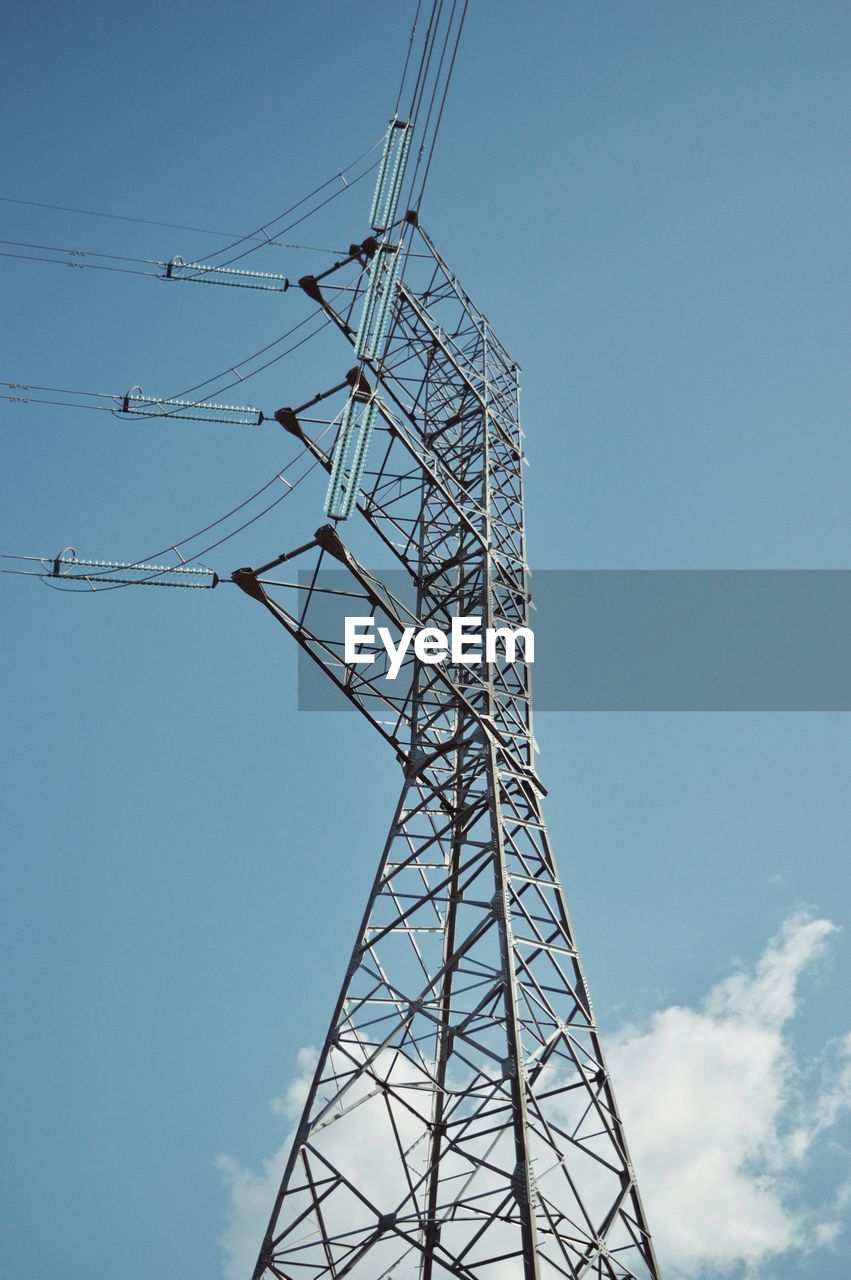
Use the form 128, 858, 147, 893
3, 69, 662, 1274
231, 122, 662, 1280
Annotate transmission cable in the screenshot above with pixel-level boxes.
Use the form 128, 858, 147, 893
1, 318, 330, 425
0, 249, 160, 280
405, 0, 445, 139
0, 238, 342, 290
206, 165, 378, 275
193, 136, 384, 268
1, 239, 162, 267
408, 0, 469, 213
1, 392, 118, 412
0, 195, 345, 252
167, 253, 368, 404
0, 133, 384, 287
12, 420, 336, 594
167, 309, 335, 406
393, 0, 424, 117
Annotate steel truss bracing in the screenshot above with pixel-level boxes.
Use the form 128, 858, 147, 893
234, 219, 662, 1280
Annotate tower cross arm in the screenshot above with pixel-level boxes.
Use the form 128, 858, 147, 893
231, 527, 545, 796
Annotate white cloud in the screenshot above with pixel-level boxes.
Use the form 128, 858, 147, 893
217, 1044, 439, 1280
217, 1048, 318, 1280
217, 913, 851, 1279
608, 912, 851, 1278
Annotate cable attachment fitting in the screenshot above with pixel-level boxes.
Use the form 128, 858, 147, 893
122, 385, 144, 413
53, 546, 77, 577
345, 368, 372, 396
274, 407, 303, 439
349, 236, 379, 261
314, 524, 350, 566
298, 274, 323, 303
231, 566, 266, 603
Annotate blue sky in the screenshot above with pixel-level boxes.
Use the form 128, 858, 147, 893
2, 3, 850, 1278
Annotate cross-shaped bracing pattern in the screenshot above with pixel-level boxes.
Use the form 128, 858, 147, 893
237, 226, 661, 1280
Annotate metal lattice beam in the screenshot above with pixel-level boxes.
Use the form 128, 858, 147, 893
234, 224, 661, 1280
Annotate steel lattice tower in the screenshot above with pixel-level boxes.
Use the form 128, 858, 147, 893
3, 47, 664, 1270
231, 139, 662, 1273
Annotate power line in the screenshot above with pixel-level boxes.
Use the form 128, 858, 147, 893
0, 241, 345, 291
193, 137, 384, 267
0, 250, 159, 279
3, 296, 345, 426
393, 0, 424, 118
0, 197, 343, 254
1, 381, 118, 399
406, 0, 445, 138
3, 19, 466, 597
2, 308, 342, 450
213, 174, 376, 272
399, 0, 467, 218
166, 251, 368, 405
1, 240, 294, 291
1, 382, 265, 425
0, 238, 161, 266
0, 194, 276, 239
401, 0, 450, 213
0, 133, 384, 257
1, 393, 117, 412
170, 309, 336, 403
4, 421, 335, 593
410, 0, 469, 213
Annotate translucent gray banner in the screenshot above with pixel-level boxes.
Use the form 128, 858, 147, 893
296, 570, 851, 711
